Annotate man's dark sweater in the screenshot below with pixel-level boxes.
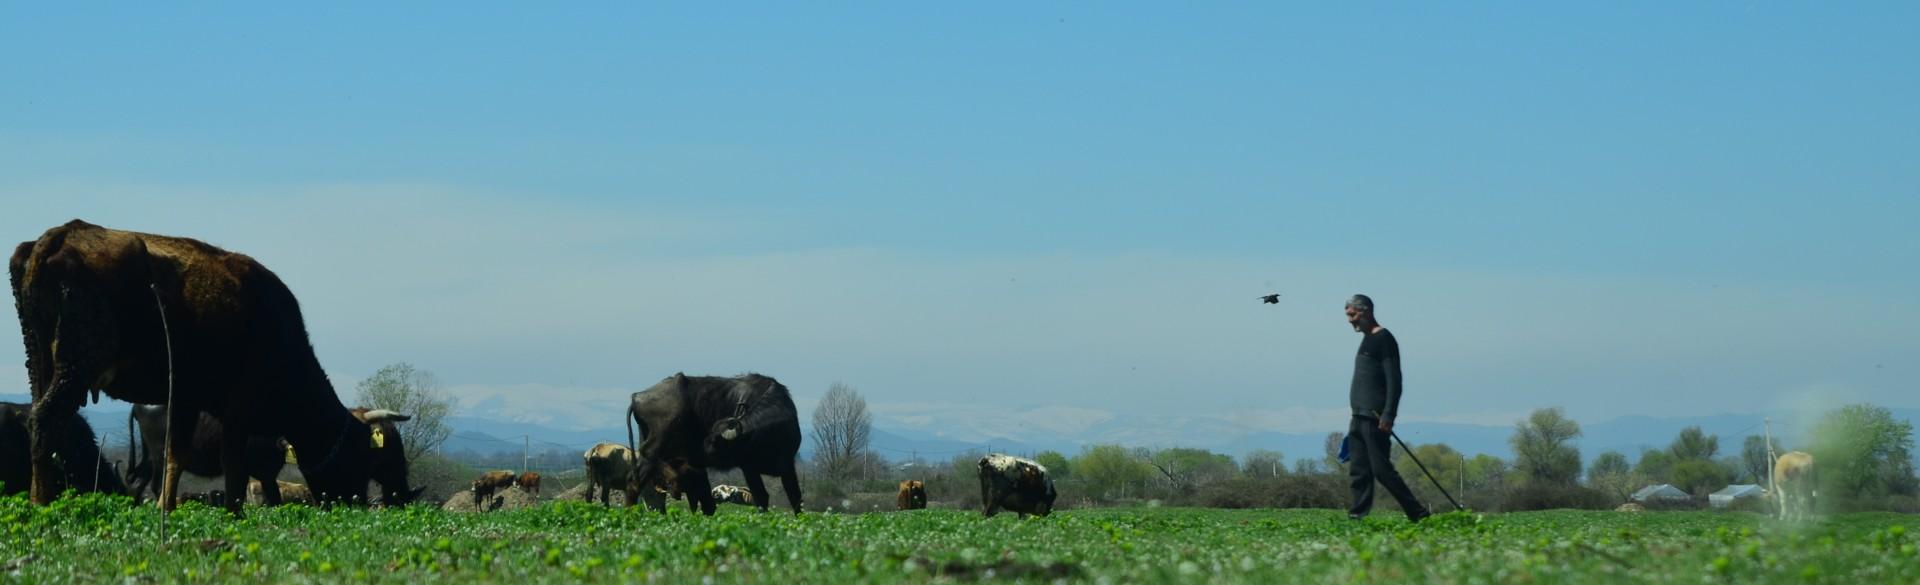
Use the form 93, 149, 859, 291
1350, 328, 1403, 421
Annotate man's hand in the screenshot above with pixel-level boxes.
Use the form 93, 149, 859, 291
1377, 418, 1394, 433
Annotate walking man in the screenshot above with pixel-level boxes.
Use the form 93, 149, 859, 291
1343, 294, 1430, 522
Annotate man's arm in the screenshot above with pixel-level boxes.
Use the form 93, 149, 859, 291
1381, 335, 1403, 423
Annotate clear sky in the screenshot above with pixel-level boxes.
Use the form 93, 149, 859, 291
3, 3, 1915, 437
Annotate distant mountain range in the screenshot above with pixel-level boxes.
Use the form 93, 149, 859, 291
7, 392, 1906, 468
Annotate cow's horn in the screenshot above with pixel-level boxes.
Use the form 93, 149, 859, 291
361, 409, 413, 423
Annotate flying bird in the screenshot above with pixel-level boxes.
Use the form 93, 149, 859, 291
1258, 293, 1281, 304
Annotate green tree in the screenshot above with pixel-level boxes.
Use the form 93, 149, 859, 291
1034, 450, 1071, 479
1511, 408, 1583, 486
1670, 459, 1733, 497
1668, 426, 1719, 461
1143, 447, 1236, 491
1588, 451, 1634, 503
1634, 449, 1675, 484
1391, 443, 1463, 491
1242, 449, 1287, 479
1072, 444, 1152, 501
1810, 404, 1918, 500
1464, 454, 1510, 492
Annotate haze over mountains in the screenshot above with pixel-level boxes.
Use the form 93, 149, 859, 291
18, 391, 1901, 468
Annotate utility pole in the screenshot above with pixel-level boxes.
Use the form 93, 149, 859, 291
523, 435, 530, 475
1764, 418, 1778, 506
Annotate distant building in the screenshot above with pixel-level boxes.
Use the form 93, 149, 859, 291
1709, 484, 1766, 508
1631, 483, 1691, 503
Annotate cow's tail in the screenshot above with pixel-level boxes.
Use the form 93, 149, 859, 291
126, 409, 141, 478
626, 408, 636, 453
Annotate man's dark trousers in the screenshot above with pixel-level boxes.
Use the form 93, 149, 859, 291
1347, 415, 1428, 519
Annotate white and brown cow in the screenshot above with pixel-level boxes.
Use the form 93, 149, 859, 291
583, 442, 637, 506
1773, 451, 1817, 521
710, 484, 756, 506
977, 453, 1057, 518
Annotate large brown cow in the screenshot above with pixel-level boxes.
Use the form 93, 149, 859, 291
1774, 451, 1817, 522
471, 470, 518, 507
11, 221, 394, 515
897, 480, 927, 510
0, 402, 124, 496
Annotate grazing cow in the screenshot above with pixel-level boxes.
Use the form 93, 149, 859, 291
1774, 451, 1817, 521
1, 402, 125, 496
517, 471, 542, 497
625, 373, 803, 515
12, 221, 399, 514
347, 407, 427, 507
126, 405, 423, 508
978, 453, 1057, 518
471, 470, 519, 507
583, 442, 636, 506
897, 480, 927, 510
248, 479, 316, 506
125, 404, 289, 506
711, 484, 756, 506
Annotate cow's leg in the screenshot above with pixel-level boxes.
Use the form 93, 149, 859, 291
158, 405, 198, 512
259, 476, 283, 506
983, 473, 998, 514
26, 382, 86, 504
741, 468, 773, 513
777, 460, 804, 514
627, 462, 661, 510
681, 470, 715, 516
217, 416, 250, 517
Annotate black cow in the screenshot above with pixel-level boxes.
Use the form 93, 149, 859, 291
1, 402, 124, 496
125, 404, 289, 506
626, 373, 803, 515
978, 453, 1057, 518
125, 405, 423, 508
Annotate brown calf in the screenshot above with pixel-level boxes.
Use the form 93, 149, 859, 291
471, 470, 518, 506
516, 471, 542, 497
897, 480, 927, 510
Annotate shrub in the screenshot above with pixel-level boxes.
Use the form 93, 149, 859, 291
1502, 484, 1610, 511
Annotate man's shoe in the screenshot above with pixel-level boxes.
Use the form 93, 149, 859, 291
1408, 509, 1432, 524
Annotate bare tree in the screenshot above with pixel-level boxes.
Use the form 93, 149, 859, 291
354, 362, 455, 462
809, 382, 872, 480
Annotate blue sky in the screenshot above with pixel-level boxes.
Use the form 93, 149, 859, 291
2, 4, 1915, 441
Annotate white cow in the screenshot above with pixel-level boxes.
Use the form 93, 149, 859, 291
1773, 451, 1816, 521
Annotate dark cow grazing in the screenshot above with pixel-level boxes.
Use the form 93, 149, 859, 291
12, 221, 400, 514
637, 458, 698, 512
347, 407, 426, 507
126, 405, 423, 508
516, 471, 542, 497
625, 373, 804, 515
248, 479, 316, 506
897, 479, 927, 510
471, 470, 518, 507
125, 404, 289, 507
1, 402, 125, 496
583, 442, 636, 506
978, 453, 1057, 518
710, 484, 756, 506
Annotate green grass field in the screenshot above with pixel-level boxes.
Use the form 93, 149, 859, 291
3, 493, 1914, 583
